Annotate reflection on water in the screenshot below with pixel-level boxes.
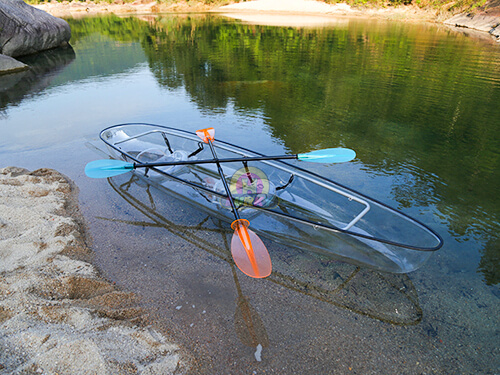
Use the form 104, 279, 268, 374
141, 15, 499, 283
105, 173, 422, 326
0, 46, 75, 113
62, 13, 499, 284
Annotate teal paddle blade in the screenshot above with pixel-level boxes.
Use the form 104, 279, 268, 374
85, 159, 134, 178
297, 148, 356, 163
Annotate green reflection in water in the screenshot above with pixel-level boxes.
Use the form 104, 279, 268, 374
66, 15, 499, 284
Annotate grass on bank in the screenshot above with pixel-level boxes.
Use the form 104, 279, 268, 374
24, 0, 490, 15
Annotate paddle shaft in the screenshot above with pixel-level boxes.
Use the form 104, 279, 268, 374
205, 138, 263, 276
132, 154, 298, 169
206, 140, 242, 219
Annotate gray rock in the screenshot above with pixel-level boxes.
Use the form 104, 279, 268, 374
444, 13, 500, 41
0, 0, 71, 58
0, 54, 29, 75
492, 25, 500, 39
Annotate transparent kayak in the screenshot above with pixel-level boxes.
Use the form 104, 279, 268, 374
99, 123, 443, 273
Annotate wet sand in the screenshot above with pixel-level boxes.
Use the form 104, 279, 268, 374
81, 168, 499, 374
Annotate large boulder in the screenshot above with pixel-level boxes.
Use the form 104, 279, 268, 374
444, 13, 500, 41
443, 0, 500, 42
0, 0, 71, 58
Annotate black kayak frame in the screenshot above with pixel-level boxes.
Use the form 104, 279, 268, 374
100, 123, 444, 252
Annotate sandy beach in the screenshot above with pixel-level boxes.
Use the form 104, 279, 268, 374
33, 0, 440, 22
0, 167, 187, 374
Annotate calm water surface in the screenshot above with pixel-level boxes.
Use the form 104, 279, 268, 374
1, 13, 499, 374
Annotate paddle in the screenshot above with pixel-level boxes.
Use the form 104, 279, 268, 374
85, 148, 356, 179
195, 127, 272, 278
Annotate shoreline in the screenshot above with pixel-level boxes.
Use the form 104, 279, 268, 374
32, 0, 500, 42
0, 167, 188, 374
33, 0, 441, 22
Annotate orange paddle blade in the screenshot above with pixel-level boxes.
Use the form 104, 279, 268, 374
231, 219, 272, 278
196, 127, 215, 144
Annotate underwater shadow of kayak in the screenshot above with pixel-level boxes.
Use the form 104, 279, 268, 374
98, 173, 423, 332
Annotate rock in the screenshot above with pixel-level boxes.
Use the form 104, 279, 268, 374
491, 25, 500, 39
0, 54, 29, 75
444, 13, 500, 33
0, 0, 71, 58
444, 13, 500, 41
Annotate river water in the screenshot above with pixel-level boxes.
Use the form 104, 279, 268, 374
1, 13, 499, 374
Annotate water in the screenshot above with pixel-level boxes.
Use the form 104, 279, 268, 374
1, 13, 499, 374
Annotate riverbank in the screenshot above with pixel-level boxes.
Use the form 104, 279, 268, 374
32, 0, 500, 42
34, 0, 439, 21
32, 0, 213, 17
0, 167, 187, 374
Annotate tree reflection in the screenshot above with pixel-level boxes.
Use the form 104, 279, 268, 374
0, 46, 75, 113
67, 15, 499, 284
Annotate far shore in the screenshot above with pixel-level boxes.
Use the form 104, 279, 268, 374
32, 0, 445, 22
32, 0, 500, 42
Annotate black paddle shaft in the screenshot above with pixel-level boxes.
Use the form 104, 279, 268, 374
205, 139, 242, 220
133, 154, 298, 169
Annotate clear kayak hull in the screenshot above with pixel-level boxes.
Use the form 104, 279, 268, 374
99, 123, 443, 273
